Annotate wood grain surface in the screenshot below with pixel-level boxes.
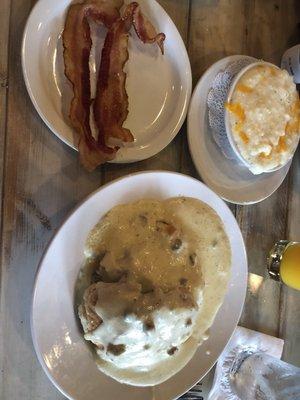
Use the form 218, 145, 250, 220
0, 1, 299, 399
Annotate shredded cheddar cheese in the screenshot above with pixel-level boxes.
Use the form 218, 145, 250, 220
239, 131, 249, 144
236, 83, 253, 94
277, 136, 287, 153
225, 102, 245, 121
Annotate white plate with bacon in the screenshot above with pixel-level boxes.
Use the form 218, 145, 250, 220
22, 0, 191, 170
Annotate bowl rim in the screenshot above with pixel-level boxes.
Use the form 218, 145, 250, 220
224, 60, 290, 174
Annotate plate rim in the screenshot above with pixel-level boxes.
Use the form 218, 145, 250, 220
21, 0, 192, 164
31, 170, 248, 400
187, 55, 291, 205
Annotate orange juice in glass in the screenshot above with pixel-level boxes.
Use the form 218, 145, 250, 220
268, 240, 300, 290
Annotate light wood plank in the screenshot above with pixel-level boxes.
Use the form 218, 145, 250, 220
157, 0, 190, 44
0, 1, 190, 399
187, 0, 246, 83
187, 0, 299, 349
239, 274, 281, 336
1, 1, 300, 399
279, 148, 300, 366
0, 0, 11, 236
0, 0, 11, 398
236, 0, 300, 351
236, 183, 289, 276
0, 0, 101, 398
103, 0, 190, 184
186, 0, 247, 211
274, 2, 300, 365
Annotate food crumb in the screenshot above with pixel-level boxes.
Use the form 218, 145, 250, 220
189, 253, 196, 266
167, 346, 178, 356
171, 238, 182, 251
107, 343, 126, 356
180, 278, 188, 286
144, 319, 155, 331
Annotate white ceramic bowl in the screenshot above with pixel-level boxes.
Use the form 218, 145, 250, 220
224, 61, 290, 174
31, 171, 247, 400
187, 55, 292, 205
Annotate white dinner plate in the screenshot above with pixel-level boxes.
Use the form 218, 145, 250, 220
187, 55, 291, 205
22, 0, 191, 163
31, 171, 247, 400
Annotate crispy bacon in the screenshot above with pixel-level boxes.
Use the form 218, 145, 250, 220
93, 3, 138, 144
63, 0, 123, 171
132, 3, 165, 54
63, 0, 165, 171
93, 2, 165, 145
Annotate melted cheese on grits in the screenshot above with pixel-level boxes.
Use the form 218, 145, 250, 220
226, 65, 300, 174
77, 197, 231, 386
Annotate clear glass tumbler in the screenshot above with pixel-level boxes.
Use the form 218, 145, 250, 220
230, 351, 300, 400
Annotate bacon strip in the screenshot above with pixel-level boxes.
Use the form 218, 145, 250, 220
132, 3, 165, 54
93, 3, 138, 145
63, 0, 123, 171
93, 2, 165, 145
63, 0, 165, 171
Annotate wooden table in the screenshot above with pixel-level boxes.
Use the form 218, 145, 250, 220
1, 0, 300, 398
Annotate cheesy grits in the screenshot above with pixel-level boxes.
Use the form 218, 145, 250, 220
226, 64, 300, 174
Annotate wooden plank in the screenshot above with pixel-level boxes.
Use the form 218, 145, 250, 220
239, 274, 281, 336
0, 0, 11, 397
279, 148, 300, 367
187, 0, 246, 84
236, 0, 300, 349
103, 0, 190, 184
0, 0, 11, 239
1, 1, 299, 399
0, 0, 101, 398
157, 0, 190, 43
0, 1, 190, 399
0, 0, 10, 180
274, 2, 300, 366
233, 0, 287, 332
187, 0, 299, 346
0, 0, 11, 225
185, 0, 247, 211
